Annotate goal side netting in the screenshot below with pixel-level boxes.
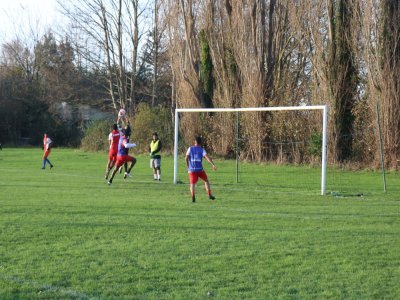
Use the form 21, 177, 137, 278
173, 106, 328, 195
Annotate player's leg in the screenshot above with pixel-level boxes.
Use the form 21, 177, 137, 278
105, 160, 110, 179
124, 147, 130, 173
47, 149, 53, 168
108, 158, 123, 185
42, 150, 52, 169
156, 159, 161, 181
151, 159, 157, 180
105, 153, 116, 179
46, 158, 54, 169
105, 159, 112, 179
190, 184, 196, 202
105, 160, 114, 179
199, 171, 215, 200
156, 167, 161, 180
204, 180, 215, 200
153, 167, 157, 180
189, 172, 198, 202
124, 156, 137, 178
108, 166, 119, 185
42, 151, 47, 169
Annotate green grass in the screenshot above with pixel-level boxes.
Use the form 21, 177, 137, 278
0, 148, 399, 299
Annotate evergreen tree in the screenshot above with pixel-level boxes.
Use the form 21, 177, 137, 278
199, 29, 214, 108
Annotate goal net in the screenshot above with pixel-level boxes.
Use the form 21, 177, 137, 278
173, 106, 328, 195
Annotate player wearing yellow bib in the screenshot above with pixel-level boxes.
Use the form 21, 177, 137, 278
149, 132, 162, 181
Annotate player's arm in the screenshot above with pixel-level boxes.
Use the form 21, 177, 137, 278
149, 145, 154, 156
204, 154, 217, 171
47, 138, 53, 150
117, 119, 125, 130
123, 141, 137, 149
156, 141, 162, 152
185, 155, 190, 168
185, 148, 190, 168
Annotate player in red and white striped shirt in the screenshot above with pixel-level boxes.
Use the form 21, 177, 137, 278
42, 133, 54, 170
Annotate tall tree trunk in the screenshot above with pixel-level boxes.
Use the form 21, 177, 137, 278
265, 0, 276, 104
117, 0, 127, 109
199, 29, 214, 108
152, 0, 159, 107
327, 0, 357, 162
129, 0, 139, 114
100, 3, 117, 110
379, 0, 400, 167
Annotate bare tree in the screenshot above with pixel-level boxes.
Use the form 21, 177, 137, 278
326, 0, 358, 162
151, 0, 159, 107
57, 0, 148, 114
377, 0, 400, 167
229, 1, 267, 161
292, 0, 360, 163
161, 0, 399, 166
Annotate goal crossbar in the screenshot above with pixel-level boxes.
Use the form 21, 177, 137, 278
173, 105, 328, 195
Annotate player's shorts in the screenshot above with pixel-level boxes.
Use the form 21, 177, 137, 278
189, 170, 208, 184
150, 158, 161, 169
116, 155, 135, 168
108, 149, 118, 161
43, 149, 51, 159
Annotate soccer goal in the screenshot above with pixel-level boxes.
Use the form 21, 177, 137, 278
173, 105, 328, 195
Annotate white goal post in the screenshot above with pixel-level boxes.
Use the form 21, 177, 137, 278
173, 105, 328, 195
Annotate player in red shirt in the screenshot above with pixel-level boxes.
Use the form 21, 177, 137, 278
105, 124, 121, 179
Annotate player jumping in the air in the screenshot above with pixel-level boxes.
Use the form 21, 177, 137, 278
107, 129, 137, 185
118, 121, 132, 175
185, 136, 216, 202
105, 124, 120, 180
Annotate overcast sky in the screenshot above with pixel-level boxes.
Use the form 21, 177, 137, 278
0, 0, 67, 44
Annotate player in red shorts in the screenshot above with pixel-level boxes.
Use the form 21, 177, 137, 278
105, 124, 120, 179
185, 136, 217, 202
107, 129, 137, 185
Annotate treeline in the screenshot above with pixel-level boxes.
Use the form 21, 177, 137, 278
163, 0, 400, 167
1, 0, 400, 168
0, 34, 88, 146
0, 30, 171, 147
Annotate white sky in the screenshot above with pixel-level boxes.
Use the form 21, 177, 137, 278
0, 0, 67, 44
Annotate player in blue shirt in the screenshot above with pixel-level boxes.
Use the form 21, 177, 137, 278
185, 136, 216, 202
107, 129, 137, 185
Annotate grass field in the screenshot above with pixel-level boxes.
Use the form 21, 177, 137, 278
0, 148, 399, 299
